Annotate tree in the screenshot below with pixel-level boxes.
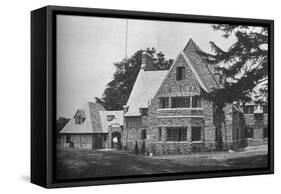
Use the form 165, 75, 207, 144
95, 48, 174, 110
199, 24, 268, 150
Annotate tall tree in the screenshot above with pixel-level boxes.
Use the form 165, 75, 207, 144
199, 24, 268, 150
95, 48, 174, 110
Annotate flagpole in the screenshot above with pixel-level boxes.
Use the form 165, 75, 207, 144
125, 19, 128, 59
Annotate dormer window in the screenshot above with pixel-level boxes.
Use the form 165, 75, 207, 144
107, 115, 115, 121
75, 115, 83, 124
176, 66, 185, 81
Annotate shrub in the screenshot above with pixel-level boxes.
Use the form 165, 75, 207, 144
134, 141, 139, 155
141, 140, 146, 155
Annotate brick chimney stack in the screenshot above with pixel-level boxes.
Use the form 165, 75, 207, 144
141, 51, 153, 71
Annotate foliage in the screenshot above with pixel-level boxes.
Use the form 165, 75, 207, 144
95, 48, 174, 110
199, 24, 268, 106
199, 24, 268, 150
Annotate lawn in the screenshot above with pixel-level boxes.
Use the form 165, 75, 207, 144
56, 148, 268, 180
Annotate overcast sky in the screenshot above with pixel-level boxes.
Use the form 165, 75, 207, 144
57, 15, 237, 119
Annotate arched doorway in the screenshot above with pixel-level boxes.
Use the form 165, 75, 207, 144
111, 132, 122, 149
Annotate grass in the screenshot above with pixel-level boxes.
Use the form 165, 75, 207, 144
56, 148, 268, 180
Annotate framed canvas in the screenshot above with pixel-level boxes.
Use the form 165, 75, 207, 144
31, 5, 274, 188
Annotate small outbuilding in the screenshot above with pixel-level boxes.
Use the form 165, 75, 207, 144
57, 102, 123, 150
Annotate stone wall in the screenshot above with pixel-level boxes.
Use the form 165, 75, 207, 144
243, 113, 268, 146
58, 134, 93, 150
123, 53, 219, 154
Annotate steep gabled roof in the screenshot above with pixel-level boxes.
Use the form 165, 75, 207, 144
125, 69, 168, 116
183, 38, 221, 91
99, 111, 124, 132
124, 38, 221, 117
59, 102, 106, 134
56, 117, 70, 133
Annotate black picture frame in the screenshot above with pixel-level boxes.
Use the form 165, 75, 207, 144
31, 5, 274, 188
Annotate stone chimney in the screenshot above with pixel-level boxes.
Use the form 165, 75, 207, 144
141, 51, 153, 71
123, 105, 129, 113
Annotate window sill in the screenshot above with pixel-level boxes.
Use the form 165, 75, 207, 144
157, 108, 203, 111
165, 141, 189, 143
191, 141, 203, 144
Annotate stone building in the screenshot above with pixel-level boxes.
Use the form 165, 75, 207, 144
122, 38, 268, 154
237, 102, 268, 146
57, 102, 123, 150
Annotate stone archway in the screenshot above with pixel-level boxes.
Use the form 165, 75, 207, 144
111, 131, 122, 149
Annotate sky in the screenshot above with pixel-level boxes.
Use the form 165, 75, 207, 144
57, 15, 237, 119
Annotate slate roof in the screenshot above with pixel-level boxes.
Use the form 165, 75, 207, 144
99, 111, 124, 132
59, 102, 106, 134
56, 117, 70, 133
125, 38, 221, 116
125, 69, 168, 116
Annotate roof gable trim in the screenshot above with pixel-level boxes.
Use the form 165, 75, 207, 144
181, 51, 209, 92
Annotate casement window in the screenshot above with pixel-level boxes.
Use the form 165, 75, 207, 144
170, 96, 202, 108
167, 127, 187, 142
158, 127, 162, 141
191, 95, 201, 108
171, 97, 190, 108
66, 135, 71, 143
191, 126, 202, 141
107, 115, 115, 121
141, 129, 147, 140
263, 105, 268, 113
243, 105, 254, 114
246, 126, 254, 138
176, 66, 185, 81
254, 113, 264, 120
140, 108, 148, 116
159, 97, 169, 108
263, 127, 268, 138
